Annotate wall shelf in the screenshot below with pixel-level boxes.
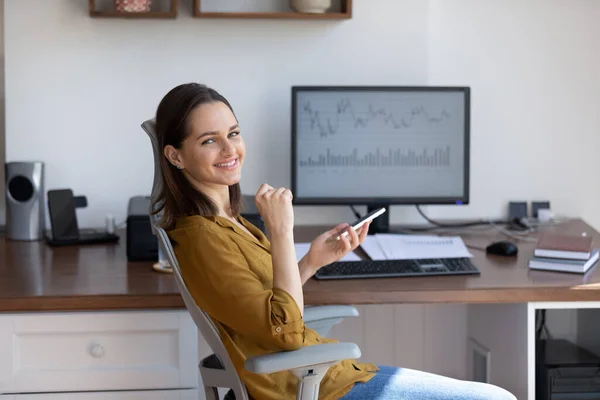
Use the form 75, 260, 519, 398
192, 0, 352, 19
89, 0, 178, 19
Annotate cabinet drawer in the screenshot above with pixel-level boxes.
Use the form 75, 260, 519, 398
6, 389, 198, 399
0, 310, 197, 394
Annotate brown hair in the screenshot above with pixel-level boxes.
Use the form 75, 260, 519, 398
152, 83, 242, 230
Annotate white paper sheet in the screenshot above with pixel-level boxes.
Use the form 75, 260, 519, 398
294, 243, 361, 262
359, 236, 388, 260
373, 234, 473, 260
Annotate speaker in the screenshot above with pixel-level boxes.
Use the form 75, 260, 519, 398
5, 161, 45, 241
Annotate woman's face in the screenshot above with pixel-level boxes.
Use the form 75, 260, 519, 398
166, 101, 245, 192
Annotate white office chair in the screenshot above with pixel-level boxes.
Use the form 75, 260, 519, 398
142, 119, 362, 400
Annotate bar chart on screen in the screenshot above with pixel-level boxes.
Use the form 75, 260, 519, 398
298, 146, 451, 169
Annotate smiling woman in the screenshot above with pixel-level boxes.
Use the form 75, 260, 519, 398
150, 83, 517, 400
152, 84, 244, 231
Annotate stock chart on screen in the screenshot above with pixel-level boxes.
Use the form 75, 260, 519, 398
293, 88, 467, 201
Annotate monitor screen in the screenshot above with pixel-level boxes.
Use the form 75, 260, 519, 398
291, 86, 470, 205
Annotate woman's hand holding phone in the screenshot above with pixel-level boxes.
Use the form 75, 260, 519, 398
300, 220, 371, 276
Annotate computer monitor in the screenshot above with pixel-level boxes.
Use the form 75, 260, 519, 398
291, 86, 470, 233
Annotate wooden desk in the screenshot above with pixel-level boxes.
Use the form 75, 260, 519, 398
0, 233, 183, 312
1, 220, 598, 399
1, 219, 600, 313
300, 218, 600, 305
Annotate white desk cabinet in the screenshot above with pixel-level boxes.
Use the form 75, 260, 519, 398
0, 310, 198, 397
4, 389, 198, 399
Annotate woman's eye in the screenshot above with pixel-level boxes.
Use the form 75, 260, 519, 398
202, 132, 239, 145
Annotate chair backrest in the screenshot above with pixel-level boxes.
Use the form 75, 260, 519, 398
141, 119, 248, 399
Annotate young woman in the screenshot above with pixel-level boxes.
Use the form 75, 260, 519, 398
152, 83, 517, 400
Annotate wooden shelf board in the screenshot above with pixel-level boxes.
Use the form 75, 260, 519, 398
89, 0, 178, 19
90, 11, 177, 19
193, 11, 351, 19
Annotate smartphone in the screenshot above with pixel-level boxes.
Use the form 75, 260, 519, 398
47, 189, 79, 240
332, 207, 386, 241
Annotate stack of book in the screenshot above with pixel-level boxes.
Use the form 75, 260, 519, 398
529, 232, 599, 274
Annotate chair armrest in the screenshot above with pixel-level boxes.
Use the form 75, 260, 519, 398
303, 305, 359, 322
303, 306, 360, 337
244, 342, 361, 374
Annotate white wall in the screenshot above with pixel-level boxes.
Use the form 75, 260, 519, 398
3, 0, 600, 230
427, 0, 600, 230
3, 0, 429, 228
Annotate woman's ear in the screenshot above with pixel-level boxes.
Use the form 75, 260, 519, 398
164, 145, 184, 169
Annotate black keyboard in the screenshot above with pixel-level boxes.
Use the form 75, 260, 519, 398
314, 258, 480, 280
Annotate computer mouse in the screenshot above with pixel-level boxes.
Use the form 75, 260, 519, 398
486, 241, 518, 257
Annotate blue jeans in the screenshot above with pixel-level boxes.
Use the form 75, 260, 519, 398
340, 365, 517, 400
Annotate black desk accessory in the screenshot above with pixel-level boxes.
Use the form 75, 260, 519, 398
536, 338, 600, 399
45, 189, 119, 246
508, 201, 528, 219
532, 201, 551, 219
126, 196, 158, 261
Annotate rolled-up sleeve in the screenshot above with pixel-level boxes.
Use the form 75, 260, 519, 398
173, 225, 305, 352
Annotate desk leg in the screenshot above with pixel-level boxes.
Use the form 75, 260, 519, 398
527, 303, 536, 400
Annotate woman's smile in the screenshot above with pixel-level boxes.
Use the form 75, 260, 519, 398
214, 157, 239, 170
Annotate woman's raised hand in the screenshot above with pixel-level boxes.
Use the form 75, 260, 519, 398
302, 221, 370, 272
254, 183, 294, 235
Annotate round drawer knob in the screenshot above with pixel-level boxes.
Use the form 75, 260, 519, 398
88, 343, 105, 358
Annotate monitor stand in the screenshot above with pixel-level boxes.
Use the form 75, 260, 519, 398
367, 204, 390, 235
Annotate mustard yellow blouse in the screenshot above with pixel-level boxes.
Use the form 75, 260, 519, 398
167, 215, 378, 400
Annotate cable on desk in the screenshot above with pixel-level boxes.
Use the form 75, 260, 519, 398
466, 244, 487, 253
413, 206, 570, 244
347, 205, 574, 239
415, 205, 509, 228
536, 309, 553, 341
487, 222, 540, 243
